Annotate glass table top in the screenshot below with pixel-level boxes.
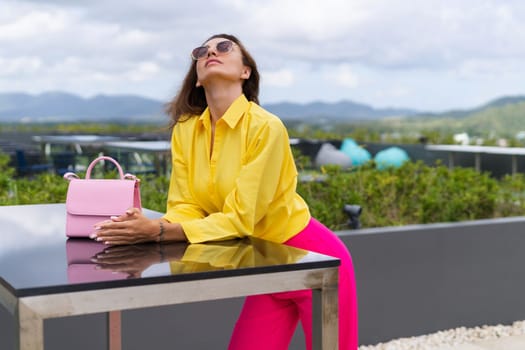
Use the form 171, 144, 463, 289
0, 204, 339, 297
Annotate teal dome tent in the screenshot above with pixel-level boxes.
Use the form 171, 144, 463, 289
340, 138, 372, 166
374, 146, 410, 170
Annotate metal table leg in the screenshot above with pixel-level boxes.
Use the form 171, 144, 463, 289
17, 301, 44, 350
312, 268, 339, 350
108, 311, 122, 350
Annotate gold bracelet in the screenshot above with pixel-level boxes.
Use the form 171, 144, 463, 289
158, 221, 165, 242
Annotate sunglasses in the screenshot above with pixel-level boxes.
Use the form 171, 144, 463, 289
191, 40, 234, 60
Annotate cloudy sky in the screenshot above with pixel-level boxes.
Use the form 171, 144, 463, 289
1, 0, 525, 112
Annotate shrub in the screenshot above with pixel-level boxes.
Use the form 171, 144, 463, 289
1, 150, 523, 232
496, 173, 525, 217
7, 173, 69, 204
0, 152, 15, 204
139, 174, 170, 212
297, 161, 499, 230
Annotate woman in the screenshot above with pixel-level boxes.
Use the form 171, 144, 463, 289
92, 34, 358, 349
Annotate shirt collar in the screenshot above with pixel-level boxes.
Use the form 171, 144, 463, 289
197, 94, 250, 129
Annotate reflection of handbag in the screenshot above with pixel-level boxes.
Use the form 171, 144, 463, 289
66, 239, 128, 283
63, 156, 142, 237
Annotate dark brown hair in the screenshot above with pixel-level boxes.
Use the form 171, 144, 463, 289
165, 34, 260, 126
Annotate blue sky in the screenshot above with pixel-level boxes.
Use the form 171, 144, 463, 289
1, 0, 525, 112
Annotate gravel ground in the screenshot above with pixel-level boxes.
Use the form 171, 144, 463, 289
358, 320, 525, 350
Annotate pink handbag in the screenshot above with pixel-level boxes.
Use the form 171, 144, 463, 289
63, 156, 142, 237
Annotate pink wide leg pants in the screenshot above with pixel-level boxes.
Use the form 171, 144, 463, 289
228, 218, 358, 349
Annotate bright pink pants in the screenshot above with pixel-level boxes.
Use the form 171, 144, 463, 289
228, 218, 358, 349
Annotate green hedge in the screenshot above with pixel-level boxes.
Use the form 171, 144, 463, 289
297, 161, 501, 230
2, 151, 525, 231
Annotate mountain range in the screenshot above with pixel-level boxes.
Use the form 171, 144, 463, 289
0, 91, 419, 124
0, 92, 165, 123
406, 96, 525, 137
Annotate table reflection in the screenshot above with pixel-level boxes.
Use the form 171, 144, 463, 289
66, 238, 308, 283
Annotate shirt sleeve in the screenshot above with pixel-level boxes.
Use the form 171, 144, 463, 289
181, 120, 293, 243
163, 129, 207, 223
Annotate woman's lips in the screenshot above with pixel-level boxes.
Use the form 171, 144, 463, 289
205, 59, 221, 67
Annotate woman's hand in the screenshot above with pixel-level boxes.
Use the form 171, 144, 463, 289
91, 208, 160, 245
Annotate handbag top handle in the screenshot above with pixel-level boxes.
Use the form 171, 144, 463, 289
85, 156, 124, 179
64, 156, 138, 182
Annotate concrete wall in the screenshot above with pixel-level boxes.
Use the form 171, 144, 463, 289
340, 217, 525, 345
3, 216, 525, 348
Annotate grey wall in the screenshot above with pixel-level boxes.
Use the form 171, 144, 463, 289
340, 217, 525, 345
3, 216, 525, 349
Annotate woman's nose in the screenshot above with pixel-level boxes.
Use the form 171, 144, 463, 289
207, 47, 218, 57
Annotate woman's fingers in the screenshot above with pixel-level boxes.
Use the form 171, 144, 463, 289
96, 231, 152, 245
90, 211, 151, 245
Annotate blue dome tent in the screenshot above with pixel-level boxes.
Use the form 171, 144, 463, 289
374, 146, 410, 170
340, 138, 372, 166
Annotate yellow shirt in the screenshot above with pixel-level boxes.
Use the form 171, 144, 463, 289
162, 94, 311, 243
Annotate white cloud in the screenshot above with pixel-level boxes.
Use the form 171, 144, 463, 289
113, 29, 155, 48
246, 0, 368, 40
328, 65, 360, 88
0, 56, 43, 76
262, 69, 295, 87
128, 62, 161, 82
1, 0, 525, 110
457, 59, 504, 79
0, 9, 68, 40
